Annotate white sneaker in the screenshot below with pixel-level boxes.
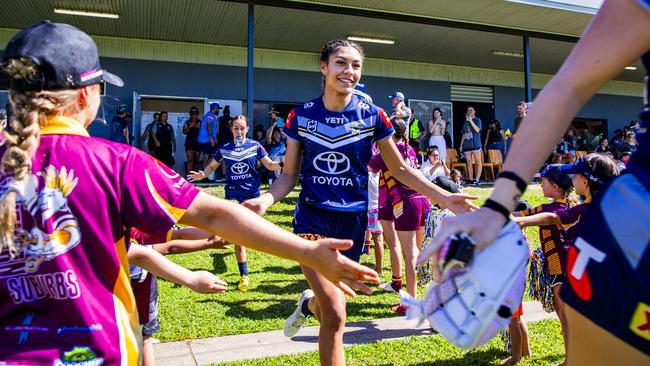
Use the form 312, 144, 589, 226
284, 289, 314, 338
379, 281, 398, 293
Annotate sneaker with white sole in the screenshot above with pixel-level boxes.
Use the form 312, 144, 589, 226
379, 281, 398, 293
284, 289, 314, 338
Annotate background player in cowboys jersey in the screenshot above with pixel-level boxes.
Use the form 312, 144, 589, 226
189, 115, 282, 291
422, 1, 650, 364
244, 39, 476, 366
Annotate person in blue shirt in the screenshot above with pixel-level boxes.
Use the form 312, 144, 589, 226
110, 104, 129, 144
243, 39, 476, 365
422, 1, 650, 364
265, 125, 287, 183
188, 115, 282, 292
270, 109, 285, 130
198, 103, 220, 170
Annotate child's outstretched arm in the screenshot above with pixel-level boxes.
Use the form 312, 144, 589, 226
513, 212, 560, 228
153, 236, 228, 255
128, 244, 228, 294
152, 227, 229, 255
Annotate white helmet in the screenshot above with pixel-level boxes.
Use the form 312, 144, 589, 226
401, 221, 529, 349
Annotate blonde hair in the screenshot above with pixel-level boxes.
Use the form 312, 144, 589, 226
562, 187, 580, 209
0, 57, 80, 255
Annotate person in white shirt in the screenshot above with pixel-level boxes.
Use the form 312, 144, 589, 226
420, 146, 450, 182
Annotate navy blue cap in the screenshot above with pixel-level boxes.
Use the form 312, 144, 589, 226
389, 91, 405, 100
2, 21, 123, 91
539, 165, 573, 191
190, 106, 199, 114
557, 157, 605, 186
116, 104, 129, 114
209, 102, 221, 110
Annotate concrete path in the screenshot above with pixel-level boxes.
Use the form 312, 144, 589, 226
155, 300, 556, 365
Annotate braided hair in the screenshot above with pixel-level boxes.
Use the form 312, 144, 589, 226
0, 57, 80, 255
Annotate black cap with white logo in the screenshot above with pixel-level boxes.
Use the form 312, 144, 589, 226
2, 21, 123, 91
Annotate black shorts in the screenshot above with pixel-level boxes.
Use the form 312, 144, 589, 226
560, 170, 650, 355
199, 142, 217, 156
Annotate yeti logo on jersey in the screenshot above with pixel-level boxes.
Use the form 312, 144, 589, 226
307, 120, 318, 133
312, 152, 353, 187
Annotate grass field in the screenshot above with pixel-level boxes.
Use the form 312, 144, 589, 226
156, 184, 548, 343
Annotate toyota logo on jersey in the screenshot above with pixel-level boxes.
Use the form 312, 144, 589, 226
231, 162, 250, 175
313, 152, 350, 175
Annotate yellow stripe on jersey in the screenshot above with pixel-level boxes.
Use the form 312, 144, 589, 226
113, 236, 143, 365
41, 115, 91, 136
145, 169, 187, 222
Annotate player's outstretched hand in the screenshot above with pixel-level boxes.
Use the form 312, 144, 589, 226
242, 196, 271, 216
187, 271, 228, 294
308, 238, 381, 297
206, 235, 230, 249
417, 207, 506, 279
187, 170, 206, 182
441, 192, 479, 215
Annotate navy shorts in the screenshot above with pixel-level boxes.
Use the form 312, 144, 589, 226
560, 170, 650, 355
293, 204, 367, 262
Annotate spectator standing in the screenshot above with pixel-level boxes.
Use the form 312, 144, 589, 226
484, 119, 507, 158
183, 106, 201, 175
139, 112, 160, 157
459, 106, 482, 185
153, 111, 176, 168
198, 103, 220, 170
514, 101, 526, 132
265, 125, 287, 183
389, 91, 412, 126
428, 107, 447, 163
110, 104, 130, 144
217, 105, 233, 147
270, 109, 285, 130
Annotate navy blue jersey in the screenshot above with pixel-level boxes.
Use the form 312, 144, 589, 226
214, 139, 267, 200
284, 94, 394, 212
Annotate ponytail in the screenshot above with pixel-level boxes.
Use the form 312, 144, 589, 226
0, 57, 80, 255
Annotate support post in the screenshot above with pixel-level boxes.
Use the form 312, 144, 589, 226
247, 3, 254, 131
523, 35, 532, 102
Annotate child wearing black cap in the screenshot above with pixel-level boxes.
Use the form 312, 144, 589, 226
514, 154, 618, 365
512, 164, 577, 365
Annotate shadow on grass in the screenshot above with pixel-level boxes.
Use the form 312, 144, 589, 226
211, 251, 229, 273
196, 298, 298, 320
254, 280, 310, 295
262, 265, 304, 275
291, 318, 432, 345
376, 347, 507, 366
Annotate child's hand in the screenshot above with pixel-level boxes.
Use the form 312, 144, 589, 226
187, 170, 206, 182
187, 271, 228, 293
206, 235, 229, 249
305, 239, 381, 297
